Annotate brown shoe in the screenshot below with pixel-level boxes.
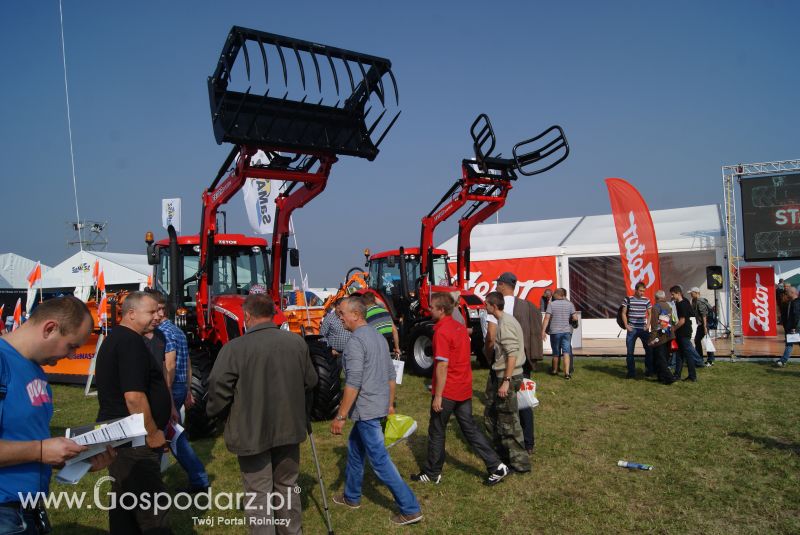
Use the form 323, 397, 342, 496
390, 511, 423, 525
332, 494, 360, 509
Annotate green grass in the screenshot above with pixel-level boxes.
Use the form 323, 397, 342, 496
46, 360, 800, 534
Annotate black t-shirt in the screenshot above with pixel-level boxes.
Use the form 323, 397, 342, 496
143, 330, 167, 369
95, 325, 171, 429
675, 299, 694, 338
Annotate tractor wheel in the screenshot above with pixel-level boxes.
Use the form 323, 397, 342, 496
307, 337, 342, 421
407, 326, 434, 377
184, 350, 219, 440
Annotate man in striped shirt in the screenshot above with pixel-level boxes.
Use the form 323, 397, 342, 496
621, 282, 653, 378
362, 292, 401, 355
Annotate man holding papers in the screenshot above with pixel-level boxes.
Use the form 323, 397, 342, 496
0, 296, 114, 534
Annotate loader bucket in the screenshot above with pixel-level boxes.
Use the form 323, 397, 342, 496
208, 26, 400, 160
469, 113, 569, 176
512, 125, 569, 176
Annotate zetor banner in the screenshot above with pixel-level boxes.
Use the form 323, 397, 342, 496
450, 256, 557, 304
605, 178, 662, 303
740, 265, 777, 337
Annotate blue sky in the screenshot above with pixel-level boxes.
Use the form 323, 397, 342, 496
2, 0, 798, 287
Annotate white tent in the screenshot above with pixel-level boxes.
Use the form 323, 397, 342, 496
0, 253, 51, 289
41, 251, 150, 291
439, 204, 726, 338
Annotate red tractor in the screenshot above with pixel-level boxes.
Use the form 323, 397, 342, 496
364, 114, 568, 375
145, 26, 400, 436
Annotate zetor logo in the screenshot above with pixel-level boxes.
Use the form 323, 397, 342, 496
623, 211, 656, 290
748, 273, 771, 332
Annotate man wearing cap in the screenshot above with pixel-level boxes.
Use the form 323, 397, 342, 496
689, 287, 714, 367
483, 272, 542, 455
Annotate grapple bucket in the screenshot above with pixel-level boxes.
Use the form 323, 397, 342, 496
208, 26, 400, 160
469, 113, 569, 176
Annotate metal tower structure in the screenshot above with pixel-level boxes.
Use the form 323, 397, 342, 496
722, 159, 800, 358
67, 220, 109, 251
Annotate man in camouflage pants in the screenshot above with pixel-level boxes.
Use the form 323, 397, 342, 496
483, 292, 531, 473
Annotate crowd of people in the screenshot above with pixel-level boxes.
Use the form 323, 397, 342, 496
621, 283, 717, 385
0, 269, 793, 534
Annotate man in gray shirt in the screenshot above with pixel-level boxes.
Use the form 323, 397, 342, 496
542, 288, 577, 379
330, 296, 422, 526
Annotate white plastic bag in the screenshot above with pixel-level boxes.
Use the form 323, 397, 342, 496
392, 358, 405, 385
516, 378, 539, 409
702, 336, 716, 353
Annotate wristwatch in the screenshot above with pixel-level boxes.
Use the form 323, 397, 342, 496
335, 415, 346, 421
502, 377, 511, 383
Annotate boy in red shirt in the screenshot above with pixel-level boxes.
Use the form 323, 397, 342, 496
410, 293, 509, 486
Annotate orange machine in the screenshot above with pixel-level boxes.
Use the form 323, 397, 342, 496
42, 292, 127, 384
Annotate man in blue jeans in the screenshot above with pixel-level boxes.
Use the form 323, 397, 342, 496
330, 296, 422, 526
671, 286, 700, 382
622, 282, 653, 378
148, 291, 209, 492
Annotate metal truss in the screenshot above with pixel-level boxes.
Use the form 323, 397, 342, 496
721, 159, 800, 358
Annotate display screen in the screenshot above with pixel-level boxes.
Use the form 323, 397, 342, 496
740, 173, 800, 261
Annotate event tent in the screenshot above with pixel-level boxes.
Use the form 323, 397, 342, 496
0, 253, 50, 289
439, 204, 726, 338
41, 251, 150, 292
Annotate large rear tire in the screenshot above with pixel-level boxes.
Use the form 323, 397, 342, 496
407, 325, 434, 377
184, 349, 219, 440
307, 337, 342, 421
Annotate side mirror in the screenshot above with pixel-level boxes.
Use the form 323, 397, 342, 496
289, 248, 300, 267
146, 243, 160, 266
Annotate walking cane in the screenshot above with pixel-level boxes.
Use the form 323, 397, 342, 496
307, 420, 334, 535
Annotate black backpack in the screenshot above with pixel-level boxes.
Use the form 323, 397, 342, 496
702, 298, 718, 329
616, 297, 630, 329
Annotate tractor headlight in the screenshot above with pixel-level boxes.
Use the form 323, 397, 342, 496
468, 308, 479, 319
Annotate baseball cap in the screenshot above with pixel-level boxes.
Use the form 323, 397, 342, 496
689, 286, 701, 293
495, 272, 517, 287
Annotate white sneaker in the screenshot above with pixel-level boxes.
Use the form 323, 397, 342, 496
485, 463, 509, 486
776, 361, 785, 368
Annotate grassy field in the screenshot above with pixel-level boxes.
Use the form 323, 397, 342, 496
46, 359, 799, 534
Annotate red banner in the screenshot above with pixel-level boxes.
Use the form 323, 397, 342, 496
740, 265, 777, 337
605, 178, 662, 302
449, 256, 558, 305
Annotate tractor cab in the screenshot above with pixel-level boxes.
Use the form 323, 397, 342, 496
367, 248, 452, 314
146, 232, 284, 345
365, 247, 487, 374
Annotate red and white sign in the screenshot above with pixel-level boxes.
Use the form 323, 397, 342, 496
606, 178, 662, 303
450, 256, 557, 304
740, 265, 777, 337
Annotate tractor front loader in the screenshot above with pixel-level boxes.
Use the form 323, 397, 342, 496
364, 113, 568, 375
145, 26, 400, 435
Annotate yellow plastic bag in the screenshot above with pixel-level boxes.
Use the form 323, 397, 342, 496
383, 414, 417, 448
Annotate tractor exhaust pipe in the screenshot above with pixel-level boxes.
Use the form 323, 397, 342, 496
167, 224, 180, 321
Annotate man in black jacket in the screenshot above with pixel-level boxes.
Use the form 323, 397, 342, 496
777, 286, 800, 367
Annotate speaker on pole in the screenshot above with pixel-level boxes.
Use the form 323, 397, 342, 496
706, 266, 723, 290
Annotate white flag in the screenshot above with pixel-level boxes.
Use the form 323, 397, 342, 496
26, 287, 37, 316
162, 198, 181, 233
243, 177, 282, 235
